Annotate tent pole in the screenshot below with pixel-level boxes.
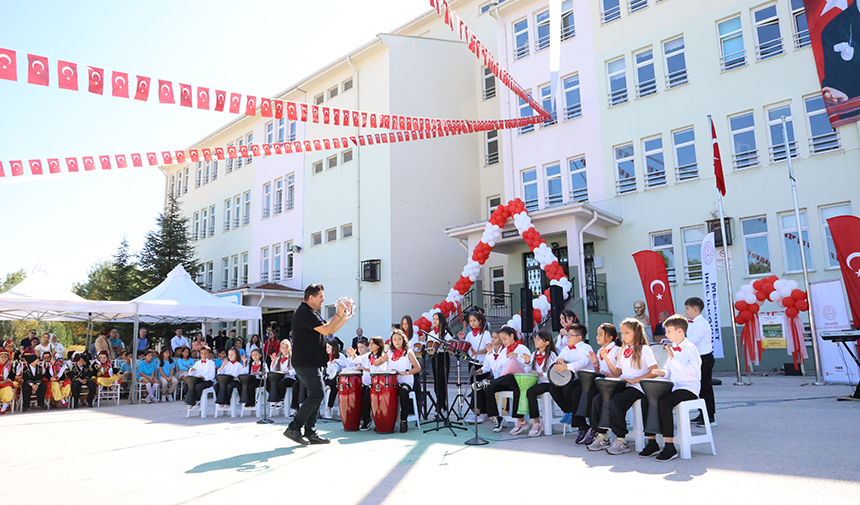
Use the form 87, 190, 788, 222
130, 303, 140, 404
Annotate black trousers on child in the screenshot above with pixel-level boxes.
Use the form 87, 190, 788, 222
700, 353, 715, 421
22, 380, 46, 410
266, 375, 296, 404
185, 380, 213, 405
214, 379, 239, 404
361, 385, 372, 423
484, 374, 523, 419
71, 380, 96, 407
527, 382, 551, 419
590, 386, 646, 439
398, 384, 414, 421
325, 377, 338, 408
472, 371, 493, 413
656, 389, 698, 437
549, 379, 588, 427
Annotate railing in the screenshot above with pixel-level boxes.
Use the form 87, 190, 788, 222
666, 68, 688, 89
616, 175, 636, 194
243, 214, 250, 225
645, 170, 666, 188
636, 78, 657, 98
183, 185, 188, 195
514, 44, 529, 60
485, 151, 499, 165
285, 267, 293, 280
483, 290, 512, 319
230, 279, 237, 288
809, 131, 841, 154
224, 221, 231, 232
211, 168, 217, 181
191, 231, 198, 241
200, 228, 206, 239
524, 198, 539, 212
601, 5, 621, 24
273, 271, 281, 282
262, 207, 270, 218
241, 276, 248, 285
561, 24, 575, 41
195, 178, 201, 188
720, 50, 746, 72
570, 187, 588, 202
769, 141, 798, 163
685, 264, 703, 282
545, 194, 563, 207
732, 150, 759, 170
261, 272, 269, 282
519, 123, 535, 135
542, 111, 558, 127
587, 281, 608, 312
536, 34, 550, 52
628, 0, 647, 13
221, 280, 228, 289
233, 217, 239, 228
208, 225, 215, 236
676, 163, 699, 182
608, 87, 628, 106
755, 38, 784, 61
274, 202, 282, 215
204, 282, 212, 292
203, 175, 208, 184
794, 29, 810, 50
564, 103, 582, 120
483, 85, 496, 100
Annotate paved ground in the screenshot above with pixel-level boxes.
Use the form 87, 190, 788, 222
2, 374, 859, 504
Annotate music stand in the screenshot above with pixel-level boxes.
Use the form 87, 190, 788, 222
423, 336, 468, 436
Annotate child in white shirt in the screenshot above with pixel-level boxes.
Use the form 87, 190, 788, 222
549, 323, 593, 441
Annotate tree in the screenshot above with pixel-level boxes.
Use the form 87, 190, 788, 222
72, 260, 114, 300
105, 236, 144, 300
138, 194, 200, 291
0, 269, 26, 339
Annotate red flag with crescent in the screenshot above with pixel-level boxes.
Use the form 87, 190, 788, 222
214, 90, 226, 111
158, 80, 175, 104
29, 160, 43, 175
197, 87, 210, 110
27, 54, 48, 86
66, 158, 79, 172
709, 116, 726, 196
0, 48, 17, 81
179, 84, 192, 107
135, 76, 150, 101
827, 215, 860, 328
112, 71, 129, 98
229, 93, 241, 114
57, 61, 77, 90
632, 250, 675, 332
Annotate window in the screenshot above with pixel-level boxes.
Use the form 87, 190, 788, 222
634, 49, 657, 98
821, 204, 851, 269
273, 244, 282, 282
222, 258, 229, 289
519, 94, 535, 134
742, 217, 772, 275
263, 182, 271, 218
753, 4, 783, 60
246, 133, 253, 164
201, 208, 208, 238
241, 252, 249, 284
243, 191, 251, 225
325, 305, 336, 319
569, 156, 588, 202
231, 255, 239, 288
285, 242, 294, 279
563, 74, 581, 120
224, 198, 232, 231
730, 112, 759, 169
607, 58, 628, 106
342, 223, 353, 238
169, 175, 175, 197
561, 0, 575, 40
226, 142, 234, 173
314, 93, 324, 105
805, 95, 840, 153
312, 232, 322, 246
766, 103, 798, 162
545, 163, 563, 207
328, 86, 339, 100
485, 130, 499, 165
540, 84, 557, 126
522, 169, 538, 211
261, 247, 270, 282
313, 160, 323, 174
643, 136, 666, 188
628, 0, 648, 14
491, 267, 505, 297
192, 212, 200, 241
342, 149, 353, 163
652, 231, 676, 283
536, 10, 550, 51
682, 226, 706, 281
663, 37, 688, 88
488, 196, 501, 217
236, 138, 244, 169
615, 143, 636, 194
234, 195, 241, 228
482, 67, 496, 100
791, 0, 810, 49
673, 127, 698, 181
175, 172, 182, 197
326, 228, 337, 243
342, 78, 353, 92
277, 118, 286, 143
195, 163, 202, 188
205, 261, 214, 291
286, 173, 295, 210
719, 16, 746, 71
327, 155, 338, 169
274, 178, 283, 214
601, 0, 621, 24
780, 211, 814, 273
204, 161, 211, 184
183, 168, 189, 194
266, 121, 274, 144
208, 205, 215, 236
211, 160, 218, 181
514, 19, 529, 59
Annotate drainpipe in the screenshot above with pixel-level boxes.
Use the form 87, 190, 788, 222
346, 56, 361, 328
579, 210, 599, 333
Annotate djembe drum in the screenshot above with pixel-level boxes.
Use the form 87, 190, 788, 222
338, 370, 363, 431
575, 370, 605, 417
594, 377, 626, 429
215, 374, 235, 404
370, 371, 399, 433
183, 375, 202, 404
238, 374, 256, 405
640, 379, 674, 434
514, 373, 539, 416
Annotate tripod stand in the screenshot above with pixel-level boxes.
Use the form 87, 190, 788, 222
418, 346, 437, 421
256, 365, 273, 425
423, 341, 468, 436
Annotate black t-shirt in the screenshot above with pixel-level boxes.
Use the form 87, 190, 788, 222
291, 302, 328, 368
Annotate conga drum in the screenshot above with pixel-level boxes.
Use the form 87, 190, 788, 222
338, 370, 363, 431
514, 373, 539, 416
183, 375, 202, 403
238, 374, 256, 404
370, 371, 399, 433
575, 370, 604, 417
640, 379, 674, 434
266, 371, 284, 402
594, 377, 627, 429
215, 374, 234, 404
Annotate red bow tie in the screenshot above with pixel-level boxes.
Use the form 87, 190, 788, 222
201, 360, 207, 363
672, 346, 682, 352
568, 345, 576, 350
687, 319, 694, 323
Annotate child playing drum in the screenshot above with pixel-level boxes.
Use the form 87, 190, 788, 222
521, 331, 558, 437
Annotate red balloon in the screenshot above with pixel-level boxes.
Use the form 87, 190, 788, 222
734, 300, 749, 312
768, 275, 779, 284
748, 303, 760, 313
741, 310, 753, 320
791, 289, 806, 301
796, 300, 809, 311
782, 297, 795, 308
533, 308, 542, 324
755, 291, 768, 302
785, 307, 799, 318
752, 280, 763, 291
761, 282, 773, 294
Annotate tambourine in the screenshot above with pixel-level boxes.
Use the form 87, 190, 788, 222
337, 297, 357, 320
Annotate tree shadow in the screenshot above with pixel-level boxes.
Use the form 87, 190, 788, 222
185, 447, 294, 474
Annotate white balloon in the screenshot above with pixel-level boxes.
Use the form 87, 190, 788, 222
773, 280, 784, 290
769, 291, 780, 303
735, 291, 745, 301
742, 285, 754, 294
744, 294, 757, 305
469, 275, 476, 281
786, 280, 799, 291
779, 287, 792, 298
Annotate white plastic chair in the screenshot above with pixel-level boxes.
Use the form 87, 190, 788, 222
186, 387, 216, 418
496, 391, 516, 427
673, 398, 716, 459
97, 384, 121, 407
136, 382, 160, 404
240, 388, 267, 418
320, 387, 340, 418
404, 390, 421, 429
215, 389, 239, 418
537, 392, 561, 436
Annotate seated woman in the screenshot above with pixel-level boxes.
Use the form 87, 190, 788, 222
483, 326, 530, 434
50, 334, 65, 360
0, 350, 20, 414
175, 347, 194, 384
157, 348, 178, 402
372, 330, 421, 433
68, 353, 97, 408
215, 348, 243, 407
346, 336, 386, 431
520, 331, 558, 437
136, 350, 161, 404
322, 339, 350, 419
268, 339, 297, 411
244, 348, 268, 408
42, 352, 71, 407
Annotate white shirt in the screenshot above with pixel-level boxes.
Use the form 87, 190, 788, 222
480, 346, 506, 379
597, 342, 620, 375
686, 314, 712, 355
245, 360, 269, 378
386, 350, 415, 387
662, 338, 702, 395
465, 329, 491, 358
556, 341, 594, 373
35, 344, 54, 358
495, 342, 529, 375
189, 359, 216, 381
353, 352, 387, 386
219, 360, 244, 378
270, 355, 295, 378
527, 351, 558, 384
171, 335, 190, 351
615, 344, 658, 393
51, 342, 65, 358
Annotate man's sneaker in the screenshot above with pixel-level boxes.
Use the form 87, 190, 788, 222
607, 438, 631, 455
639, 440, 660, 458
587, 434, 610, 451
359, 420, 371, 431
492, 416, 504, 433
528, 422, 542, 437
305, 433, 330, 445
574, 426, 590, 444
580, 428, 596, 446
282, 427, 308, 445
472, 379, 490, 391
656, 443, 679, 462
323, 407, 333, 419
510, 420, 527, 435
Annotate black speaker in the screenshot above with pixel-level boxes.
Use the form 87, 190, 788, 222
550, 285, 564, 332
521, 287, 534, 334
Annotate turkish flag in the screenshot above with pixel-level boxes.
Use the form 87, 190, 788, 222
360, 135, 368, 146
323, 139, 330, 150
410, 131, 418, 140
342, 109, 350, 126
131, 154, 143, 167
179, 84, 192, 107
399, 117, 405, 130
827, 215, 860, 328
250, 145, 260, 157
274, 100, 283, 119
313, 140, 322, 151
47, 159, 60, 173
229, 93, 241, 113
287, 101, 298, 120
333, 109, 340, 125
10, 161, 24, 176
146, 152, 158, 165
301, 104, 308, 122
175, 151, 186, 163
99, 156, 111, 170
65, 158, 79, 172
282, 143, 292, 154
381, 134, 388, 144
293, 141, 303, 153
311, 105, 319, 123
632, 250, 675, 332
332, 138, 340, 149
262, 144, 271, 156
158, 80, 175, 104
261, 99, 272, 117
115, 155, 127, 168
370, 113, 377, 128
405, 117, 412, 130
322, 107, 330, 124
202, 149, 212, 161
27, 54, 49, 86
349, 136, 358, 146
245, 95, 256, 116
0, 48, 17, 81
214, 147, 225, 160
0, 161, 4, 177
214, 90, 226, 111
352, 111, 360, 126
341, 137, 348, 147
374, 134, 381, 144
29, 160, 43, 175
239, 145, 249, 158
273, 143, 282, 155
135, 76, 151, 101
397, 132, 404, 142
709, 116, 727, 196
189, 150, 199, 163
57, 61, 77, 90
111, 71, 128, 97
161, 151, 173, 164
227, 146, 238, 159
82, 157, 96, 171
303, 140, 313, 151
361, 112, 368, 127
382, 115, 390, 129
197, 87, 209, 109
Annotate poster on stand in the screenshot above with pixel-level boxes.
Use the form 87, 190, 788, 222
759, 312, 787, 349
701, 232, 725, 359
809, 279, 859, 385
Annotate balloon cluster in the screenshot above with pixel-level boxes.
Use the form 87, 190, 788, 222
734, 275, 808, 324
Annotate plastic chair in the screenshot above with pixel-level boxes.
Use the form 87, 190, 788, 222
629, 399, 645, 451
215, 389, 239, 418
240, 388, 267, 418
538, 392, 561, 436
320, 387, 340, 418
136, 382, 160, 404
496, 391, 516, 427
186, 387, 216, 418
674, 398, 717, 459
97, 384, 121, 407
405, 390, 421, 429
268, 389, 293, 418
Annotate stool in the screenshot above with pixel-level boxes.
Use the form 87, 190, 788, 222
404, 391, 421, 429
97, 384, 121, 407
240, 388, 266, 418
215, 389, 239, 418
674, 399, 716, 459
321, 387, 340, 418
629, 399, 645, 452
186, 387, 216, 418
538, 392, 560, 436
496, 391, 515, 427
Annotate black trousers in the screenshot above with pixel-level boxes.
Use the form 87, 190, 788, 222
22, 380, 46, 410
472, 371, 493, 413
549, 379, 588, 427
700, 353, 715, 420
484, 374, 523, 419
360, 385, 372, 423
591, 386, 646, 438
214, 379, 239, 404
325, 377, 338, 408
432, 353, 450, 411
289, 366, 325, 436
185, 380, 213, 405
658, 389, 698, 437
585, 386, 600, 426
71, 380, 96, 407
398, 384, 414, 421
266, 375, 296, 403
291, 381, 302, 409
527, 382, 551, 418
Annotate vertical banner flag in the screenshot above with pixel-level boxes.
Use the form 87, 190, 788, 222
701, 232, 725, 359
548, 0, 562, 115
632, 250, 676, 333
827, 215, 860, 327
809, 279, 859, 384
709, 116, 727, 196
803, 0, 860, 126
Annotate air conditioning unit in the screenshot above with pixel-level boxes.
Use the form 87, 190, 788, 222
361, 259, 381, 282
706, 217, 733, 247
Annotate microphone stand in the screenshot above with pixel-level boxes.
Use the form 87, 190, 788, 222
256, 362, 273, 425
464, 363, 488, 446
423, 338, 467, 436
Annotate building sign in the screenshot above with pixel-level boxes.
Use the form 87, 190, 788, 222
217, 293, 241, 305
502, 229, 519, 239
759, 312, 787, 349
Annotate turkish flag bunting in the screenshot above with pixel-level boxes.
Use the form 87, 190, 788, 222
303, 141, 313, 152
0, 48, 17, 81
367, 135, 375, 145
399, 117, 406, 130
341, 137, 349, 147
405, 117, 412, 130
131, 154, 143, 167
375, 134, 382, 144
229, 93, 241, 113
361, 112, 367, 127
239, 145, 248, 158
245, 95, 256, 116
827, 215, 860, 329
146, 153, 158, 166
391, 115, 398, 130
323, 139, 331, 150
115, 155, 127, 168
0, 161, 4, 177
411, 131, 418, 140
332, 138, 340, 149
10, 161, 24, 176
350, 136, 358, 146
57, 60, 77, 90
311, 105, 319, 123
333, 109, 340, 125
215, 90, 226, 111
158, 80, 175, 104
274, 100, 283, 119
197, 87, 210, 109
397, 132, 404, 142
301, 104, 308, 122
313, 140, 322, 151
293, 141, 303, 153
214, 147, 225, 160
161, 151, 173, 164
370, 114, 377, 128
189, 150, 199, 163
632, 250, 676, 332
46, 159, 61, 173
29, 160, 43, 175
99, 156, 111, 170
179, 84, 192, 107
382, 115, 390, 129
287, 102, 298, 120
226, 146, 236, 158
65, 158, 78, 172
358, 136, 366, 146
273, 143, 282, 155
352, 111, 360, 126
82, 157, 96, 171
111, 71, 128, 98
175, 151, 186, 163
342, 109, 350, 126
323, 107, 330, 124
381, 134, 388, 144
262, 144, 271, 156
709, 116, 727, 196
282, 143, 292, 154
135, 76, 151, 101
250, 145, 260, 157
261, 99, 272, 117
201, 149, 212, 161
27, 54, 49, 86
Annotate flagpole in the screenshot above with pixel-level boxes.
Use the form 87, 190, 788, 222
710, 115, 747, 386
781, 117, 824, 385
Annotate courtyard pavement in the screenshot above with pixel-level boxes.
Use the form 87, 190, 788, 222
2, 374, 858, 504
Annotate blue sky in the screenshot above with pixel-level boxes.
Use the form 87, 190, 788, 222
0, 0, 429, 288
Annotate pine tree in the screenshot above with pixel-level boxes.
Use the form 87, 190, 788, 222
105, 236, 143, 300
138, 194, 200, 291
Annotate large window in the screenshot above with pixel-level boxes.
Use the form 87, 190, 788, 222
719, 16, 746, 71
821, 204, 851, 269
607, 58, 628, 106
652, 231, 676, 283
169, 175, 175, 197
804, 95, 840, 153
208, 205, 215, 236
663, 36, 688, 88
226, 142, 234, 173
730, 112, 759, 169
569, 156, 588, 202
536, 10, 550, 51
286, 173, 295, 210
183, 168, 189, 195
261, 247, 270, 282
285, 242, 294, 279
563, 74, 581, 120
246, 133, 253, 164
273, 244, 282, 282
274, 178, 283, 214
195, 163, 202, 188
482, 67, 496, 100
243, 192, 251, 225
266, 121, 274, 144
766, 103, 798, 162
222, 258, 229, 289
231, 255, 239, 288
522, 169, 538, 211
780, 211, 813, 273
601, 0, 621, 24
205, 261, 213, 291
643, 136, 666, 188
192, 212, 199, 241
201, 208, 208, 239
540, 84, 557, 126
204, 161, 211, 184
519, 94, 535, 134
233, 195, 241, 228
561, 0, 575, 40
753, 4, 783, 60
634, 48, 657, 98
791, 0, 810, 49
485, 130, 499, 165
241, 253, 249, 284
514, 19, 530, 59
742, 217, 772, 275
224, 198, 232, 231
263, 182, 271, 218
673, 127, 698, 181
488, 196, 501, 218
545, 163, 563, 207
615, 143, 636, 194
682, 226, 706, 282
